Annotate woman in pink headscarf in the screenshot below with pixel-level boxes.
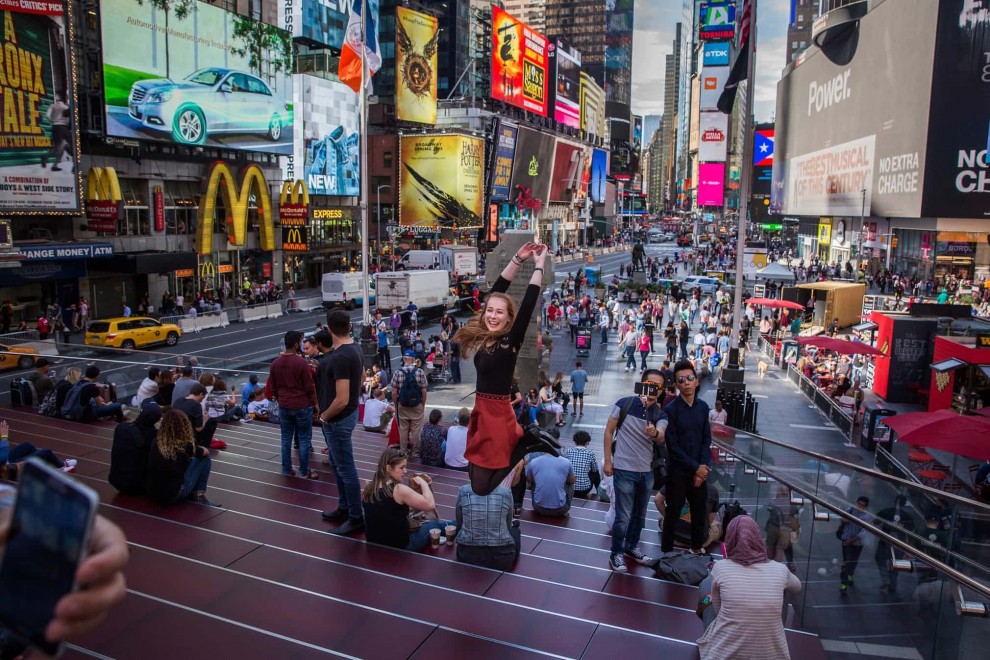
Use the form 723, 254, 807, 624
697, 516, 802, 660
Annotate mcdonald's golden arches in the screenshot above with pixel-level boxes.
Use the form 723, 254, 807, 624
85, 167, 123, 228
197, 162, 275, 255
283, 226, 308, 252
279, 180, 310, 227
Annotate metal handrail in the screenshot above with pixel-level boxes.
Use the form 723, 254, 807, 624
715, 437, 990, 602
0, 350, 267, 377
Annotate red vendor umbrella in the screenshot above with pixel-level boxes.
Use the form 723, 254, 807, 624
881, 410, 990, 461
795, 335, 885, 356
747, 298, 805, 311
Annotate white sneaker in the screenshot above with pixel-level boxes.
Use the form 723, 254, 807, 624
60, 459, 77, 473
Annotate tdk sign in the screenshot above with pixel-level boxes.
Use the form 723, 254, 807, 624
703, 43, 730, 67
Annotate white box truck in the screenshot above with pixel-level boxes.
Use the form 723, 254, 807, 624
376, 270, 451, 326
396, 250, 439, 270
439, 245, 480, 275
322, 272, 376, 309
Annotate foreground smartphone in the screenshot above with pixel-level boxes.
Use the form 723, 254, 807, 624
0, 458, 98, 657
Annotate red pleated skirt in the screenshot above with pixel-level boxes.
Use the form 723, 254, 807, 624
464, 392, 522, 469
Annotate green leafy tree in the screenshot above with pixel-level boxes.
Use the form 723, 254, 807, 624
136, 0, 195, 80
229, 17, 294, 79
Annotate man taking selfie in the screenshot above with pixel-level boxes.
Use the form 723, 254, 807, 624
603, 369, 668, 572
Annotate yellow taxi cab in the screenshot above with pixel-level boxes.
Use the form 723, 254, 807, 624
85, 317, 182, 350
0, 344, 39, 371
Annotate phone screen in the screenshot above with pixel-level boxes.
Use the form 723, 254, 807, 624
0, 459, 97, 656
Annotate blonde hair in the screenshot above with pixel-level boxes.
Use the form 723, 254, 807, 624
65, 367, 82, 384
156, 410, 194, 461
451, 292, 517, 358
362, 447, 408, 503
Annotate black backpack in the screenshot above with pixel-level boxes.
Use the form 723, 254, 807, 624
719, 500, 747, 541
60, 380, 90, 421
397, 368, 423, 407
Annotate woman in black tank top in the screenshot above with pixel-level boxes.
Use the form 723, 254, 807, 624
362, 448, 451, 551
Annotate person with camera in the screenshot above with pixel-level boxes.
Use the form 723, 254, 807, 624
603, 369, 669, 572
661, 360, 713, 555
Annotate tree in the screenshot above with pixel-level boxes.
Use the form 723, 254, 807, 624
137, 0, 195, 80
229, 17, 294, 79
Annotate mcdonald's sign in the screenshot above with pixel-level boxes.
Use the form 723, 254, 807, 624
86, 167, 123, 232
283, 226, 308, 252
279, 180, 310, 227
200, 261, 217, 279
196, 161, 275, 255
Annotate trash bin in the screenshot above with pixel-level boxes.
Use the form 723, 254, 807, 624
575, 327, 592, 357
861, 403, 895, 452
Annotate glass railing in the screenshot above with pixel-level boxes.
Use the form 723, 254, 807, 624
713, 429, 990, 659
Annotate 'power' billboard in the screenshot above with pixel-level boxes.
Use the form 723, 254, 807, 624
773, 0, 937, 218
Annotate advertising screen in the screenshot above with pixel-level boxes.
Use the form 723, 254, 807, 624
490, 121, 517, 201
580, 72, 605, 139
0, 0, 79, 212
698, 112, 729, 162
699, 1, 736, 41
605, 1, 633, 105
590, 148, 608, 204
774, 0, 937, 218
548, 40, 581, 129
698, 163, 725, 207
922, 0, 990, 217
491, 6, 549, 116
395, 6, 438, 125
549, 141, 590, 202
100, 0, 293, 154
508, 127, 557, 206
699, 66, 729, 110
282, 75, 360, 196
703, 42, 730, 67
281, 0, 347, 49
632, 115, 643, 152
399, 135, 484, 228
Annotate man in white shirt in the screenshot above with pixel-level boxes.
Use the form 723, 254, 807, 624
134, 367, 160, 407
693, 330, 706, 359
708, 400, 728, 425
362, 388, 394, 432
444, 407, 470, 469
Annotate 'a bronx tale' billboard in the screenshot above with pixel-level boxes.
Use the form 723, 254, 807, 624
774, 0, 938, 218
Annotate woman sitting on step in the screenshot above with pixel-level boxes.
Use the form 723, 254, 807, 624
362, 447, 451, 552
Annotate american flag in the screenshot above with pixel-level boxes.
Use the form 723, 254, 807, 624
738, 0, 752, 49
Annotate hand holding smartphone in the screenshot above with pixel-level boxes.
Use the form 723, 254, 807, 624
0, 458, 100, 656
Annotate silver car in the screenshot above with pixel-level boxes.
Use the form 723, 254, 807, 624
127, 68, 289, 145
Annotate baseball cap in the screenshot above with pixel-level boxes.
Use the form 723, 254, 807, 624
403, 350, 416, 358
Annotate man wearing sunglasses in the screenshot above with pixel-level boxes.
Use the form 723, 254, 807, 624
661, 360, 714, 555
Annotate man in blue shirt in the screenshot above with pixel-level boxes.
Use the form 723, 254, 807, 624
240, 374, 259, 414
376, 327, 390, 370
570, 361, 588, 416
661, 360, 713, 554
526, 453, 576, 517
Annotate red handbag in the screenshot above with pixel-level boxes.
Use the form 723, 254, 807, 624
387, 417, 400, 447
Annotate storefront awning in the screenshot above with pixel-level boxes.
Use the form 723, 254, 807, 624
852, 322, 878, 332
931, 357, 969, 373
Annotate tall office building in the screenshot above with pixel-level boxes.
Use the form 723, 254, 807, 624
643, 114, 661, 146
787, 0, 820, 62
502, 0, 547, 33
546, 0, 607, 88
662, 24, 682, 209
676, 0, 702, 196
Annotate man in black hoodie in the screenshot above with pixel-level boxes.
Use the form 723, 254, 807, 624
109, 400, 163, 494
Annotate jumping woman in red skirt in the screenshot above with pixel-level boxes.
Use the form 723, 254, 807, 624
453, 241, 559, 495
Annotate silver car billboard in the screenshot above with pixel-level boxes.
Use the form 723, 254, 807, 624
773, 0, 938, 218
100, 0, 294, 154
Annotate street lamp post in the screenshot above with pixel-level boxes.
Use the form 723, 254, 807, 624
376, 184, 392, 270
